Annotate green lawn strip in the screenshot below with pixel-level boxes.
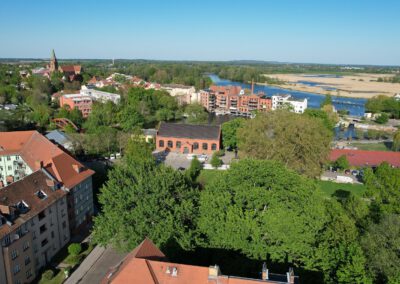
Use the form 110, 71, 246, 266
349, 142, 391, 151
318, 180, 366, 198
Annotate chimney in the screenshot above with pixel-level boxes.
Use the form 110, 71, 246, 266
286, 267, 295, 284
35, 160, 44, 169
251, 79, 254, 95
72, 164, 82, 173
261, 262, 269, 280
208, 265, 221, 279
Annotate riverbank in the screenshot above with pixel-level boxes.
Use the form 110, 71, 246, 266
260, 73, 399, 99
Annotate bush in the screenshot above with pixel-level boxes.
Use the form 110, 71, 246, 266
375, 113, 389, 124
214, 150, 225, 157
68, 243, 82, 256
210, 152, 223, 168
42, 270, 54, 281
334, 155, 350, 170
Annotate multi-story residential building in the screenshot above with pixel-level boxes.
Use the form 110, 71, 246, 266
271, 94, 308, 113
102, 238, 299, 284
59, 88, 121, 117
200, 85, 272, 116
0, 131, 95, 234
0, 170, 70, 284
0, 154, 32, 187
156, 123, 221, 155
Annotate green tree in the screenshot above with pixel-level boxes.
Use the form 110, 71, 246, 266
210, 152, 223, 168
186, 156, 203, 182
393, 130, 400, 151
198, 159, 326, 265
362, 215, 400, 283
184, 103, 208, 124
221, 118, 245, 149
68, 243, 82, 256
304, 108, 337, 130
375, 113, 389, 124
93, 141, 199, 251
334, 155, 350, 170
320, 94, 333, 107
238, 111, 332, 177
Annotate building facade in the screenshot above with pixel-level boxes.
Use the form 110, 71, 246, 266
271, 95, 307, 113
156, 123, 221, 155
0, 170, 70, 284
200, 85, 272, 116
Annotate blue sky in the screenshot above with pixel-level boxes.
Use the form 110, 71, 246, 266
1, 0, 399, 65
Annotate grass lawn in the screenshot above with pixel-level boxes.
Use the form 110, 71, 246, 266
197, 169, 223, 187
318, 180, 367, 198
349, 142, 392, 151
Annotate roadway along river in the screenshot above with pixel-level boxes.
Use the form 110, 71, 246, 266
209, 75, 366, 117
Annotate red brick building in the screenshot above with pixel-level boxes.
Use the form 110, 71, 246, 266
156, 122, 221, 154
200, 85, 272, 115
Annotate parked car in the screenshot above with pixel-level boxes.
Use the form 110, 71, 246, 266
344, 169, 351, 175
197, 154, 208, 162
351, 170, 359, 176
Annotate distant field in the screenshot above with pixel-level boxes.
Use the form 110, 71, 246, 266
349, 142, 392, 151
318, 180, 366, 198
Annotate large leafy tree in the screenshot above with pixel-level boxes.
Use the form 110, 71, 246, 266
93, 140, 199, 251
221, 118, 246, 149
198, 159, 326, 265
238, 111, 332, 177
362, 215, 400, 283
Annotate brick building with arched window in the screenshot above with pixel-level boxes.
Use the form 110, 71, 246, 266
156, 122, 221, 155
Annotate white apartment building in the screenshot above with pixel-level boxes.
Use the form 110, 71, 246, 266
0, 154, 32, 187
80, 87, 121, 104
271, 94, 308, 113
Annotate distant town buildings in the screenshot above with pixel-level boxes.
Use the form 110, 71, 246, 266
160, 84, 198, 105
271, 94, 307, 113
200, 85, 272, 116
58, 88, 121, 117
102, 238, 299, 284
0, 131, 95, 284
156, 122, 221, 155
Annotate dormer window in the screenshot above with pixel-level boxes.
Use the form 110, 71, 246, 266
36, 190, 48, 200
16, 201, 29, 214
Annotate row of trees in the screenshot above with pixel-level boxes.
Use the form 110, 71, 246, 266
366, 95, 400, 119
92, 136, 400, 283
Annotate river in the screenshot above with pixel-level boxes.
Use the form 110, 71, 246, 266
209, 75, 366, 116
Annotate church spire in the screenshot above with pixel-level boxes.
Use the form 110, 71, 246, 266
50, 49, 58, 73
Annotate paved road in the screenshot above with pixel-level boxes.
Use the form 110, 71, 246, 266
65, 246, 128, 284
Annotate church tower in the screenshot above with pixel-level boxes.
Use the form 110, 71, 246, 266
49, 49, 59, 73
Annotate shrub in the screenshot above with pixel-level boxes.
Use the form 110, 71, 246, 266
42, 270, 54, 281
210, 152, 223, 169
375, 113, 389, 124
68, 243, 82, 256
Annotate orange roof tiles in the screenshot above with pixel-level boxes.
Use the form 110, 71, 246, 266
104, 239, 296, 284
330, 149, 400, 168
0, 131, 94, 188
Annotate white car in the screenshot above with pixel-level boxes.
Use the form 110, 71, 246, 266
197, 154, 208, 162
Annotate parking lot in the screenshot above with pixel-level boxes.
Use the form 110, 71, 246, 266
154, 151, 236, 170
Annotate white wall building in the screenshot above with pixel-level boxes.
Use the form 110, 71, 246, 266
271, 94, 307, 113
80, 87, 121, 104
0, 155, 32, 187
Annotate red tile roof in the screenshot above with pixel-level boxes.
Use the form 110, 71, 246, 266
60, 65, 81, 73
330, 149, 400, 167
0, 131, 94, 188
103, 239, 297, 284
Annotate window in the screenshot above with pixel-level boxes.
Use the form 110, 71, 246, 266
167, 140, 173, 148
30, 219, 35, 227
38, 211, 45, 221
51, 231, 55, 239
176, 141, 181, 149
32, 232, 36, 240
62, 221, 66, 229
159, 140, 164, 147
13, 264, 20, 275
39, 224, 47, 234
202, 143, 208, 150
41, 238, 48, 247
4, 234, 11, 245
25, 256, 30, 266
26, 268, 32, 278
193, 142, 199, 150
211, 143, 217, 150
8, 166, 11, 171
23, 241, 29, 251
11, 249, 18, 260
7, 156, 11, 161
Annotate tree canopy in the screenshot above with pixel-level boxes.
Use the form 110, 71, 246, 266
238, 111, 332, 177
